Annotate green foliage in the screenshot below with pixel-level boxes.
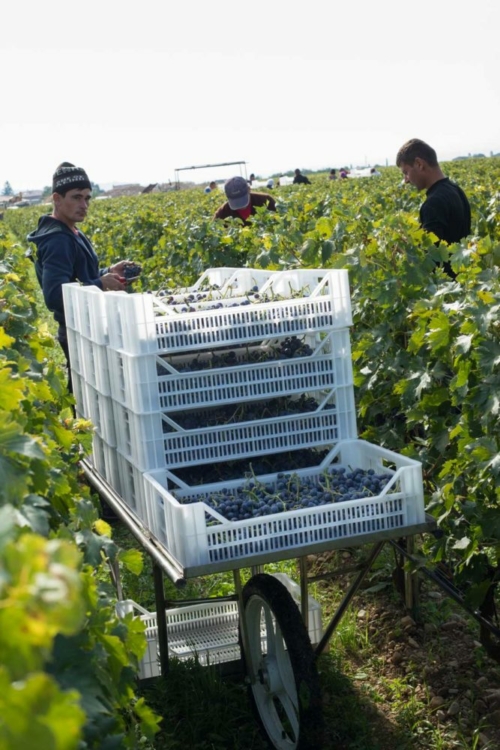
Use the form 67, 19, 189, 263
4, 157, 500, 743
0, 228, 160, 748
8, 160, 500, 608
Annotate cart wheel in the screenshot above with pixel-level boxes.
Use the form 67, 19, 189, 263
240, 573, 324, 750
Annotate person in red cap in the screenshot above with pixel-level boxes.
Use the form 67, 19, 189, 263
214, 175, 276, 225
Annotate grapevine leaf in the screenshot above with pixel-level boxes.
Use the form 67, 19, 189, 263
0, 432, 45, 459
118, 548, 144, 575
0, 326, 15, 350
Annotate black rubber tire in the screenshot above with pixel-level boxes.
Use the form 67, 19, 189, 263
240, 573, 324, 750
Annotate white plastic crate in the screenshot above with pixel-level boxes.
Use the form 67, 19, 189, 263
107, 330, 354, 413
71, 370, 89, 420
111, 387, 357, 471
112, 449, 149, 523
66, 328, 84, 376
62, 282, 108, 344
116, 574, 322, 678
116, 598, 241, 679
104, 269, 352, 356
143, 440, 425, 570
80, 337, 111, 396
85, 384, 116, 447
87, 436, 148, 526
90, 432, 107, 478
61, 281, 80, 332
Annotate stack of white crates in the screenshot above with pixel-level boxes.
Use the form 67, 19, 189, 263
64, 268, 357, 522
63, 266, 425, 674
63, 267, 425, 571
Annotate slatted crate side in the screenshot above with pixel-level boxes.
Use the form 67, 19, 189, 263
113, 449, 149, 524
111, 386, 357, 472
116, 575, 323, 678
71, 370, 90, 420
80, 336, 111, 396
85, 383, 117, 448
104, 269, 352, 356
62, 282, 108, 344
66, 328, 84, 376
107, 329, 354, 414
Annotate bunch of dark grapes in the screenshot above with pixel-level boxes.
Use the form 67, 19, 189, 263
155, 284, 311, 314
172, 448, 330, 486
159, 337, 314, 375
163, 395, 328, 431
179, 466, 393, 522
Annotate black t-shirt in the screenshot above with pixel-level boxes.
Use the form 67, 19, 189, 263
420, 178, 471, 245
293, 173, 311, 185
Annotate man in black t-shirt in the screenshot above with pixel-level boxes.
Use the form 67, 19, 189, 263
396, 139, 471, 278
293, 168, 311, 185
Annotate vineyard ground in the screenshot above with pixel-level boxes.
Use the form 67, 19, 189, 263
110, 521, 500, 750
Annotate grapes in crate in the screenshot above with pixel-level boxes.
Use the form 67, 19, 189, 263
163, 394, 329, 432
180, 467, 393, 523
162, 337, 314, 374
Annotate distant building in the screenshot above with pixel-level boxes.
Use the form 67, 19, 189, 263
102, 184, 145, 198
22, 190, 44, 205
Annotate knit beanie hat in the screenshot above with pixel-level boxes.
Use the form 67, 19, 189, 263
52, 163, 92, 194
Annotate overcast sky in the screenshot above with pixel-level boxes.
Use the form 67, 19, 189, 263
2, 0, 499, 191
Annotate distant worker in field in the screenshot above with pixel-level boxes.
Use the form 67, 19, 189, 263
214, 175, 276, 226
204, 181, 218, 193
27, 162, 134, 388
292, 168, 311, 185
328, 169, 337, 180
396, 138, 471, 278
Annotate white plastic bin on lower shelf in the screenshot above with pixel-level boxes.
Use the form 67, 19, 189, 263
104, 269, 352, 356
116, 574, 322, 678
112, 386, 357, 471
143, 440, 425, 571
106, 330, 354, 413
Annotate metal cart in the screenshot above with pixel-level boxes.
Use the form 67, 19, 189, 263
63, 268, 439, 749
82, 457, 436, 750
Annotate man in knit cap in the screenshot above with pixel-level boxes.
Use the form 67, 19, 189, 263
27, 162, 134, 388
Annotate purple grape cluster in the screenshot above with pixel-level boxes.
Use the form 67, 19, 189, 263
156, 284, 310, 314
180, 466, 393, 522
160, 337, 314, 375
173, 449, 331, 486
163, 395, 330, 432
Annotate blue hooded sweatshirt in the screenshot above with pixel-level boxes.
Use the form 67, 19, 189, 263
27, 215, 108, 334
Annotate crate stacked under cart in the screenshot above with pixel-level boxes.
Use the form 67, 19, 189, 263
63, 267, 425, 576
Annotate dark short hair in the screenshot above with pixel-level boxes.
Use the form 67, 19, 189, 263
396, 139, 438, 168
